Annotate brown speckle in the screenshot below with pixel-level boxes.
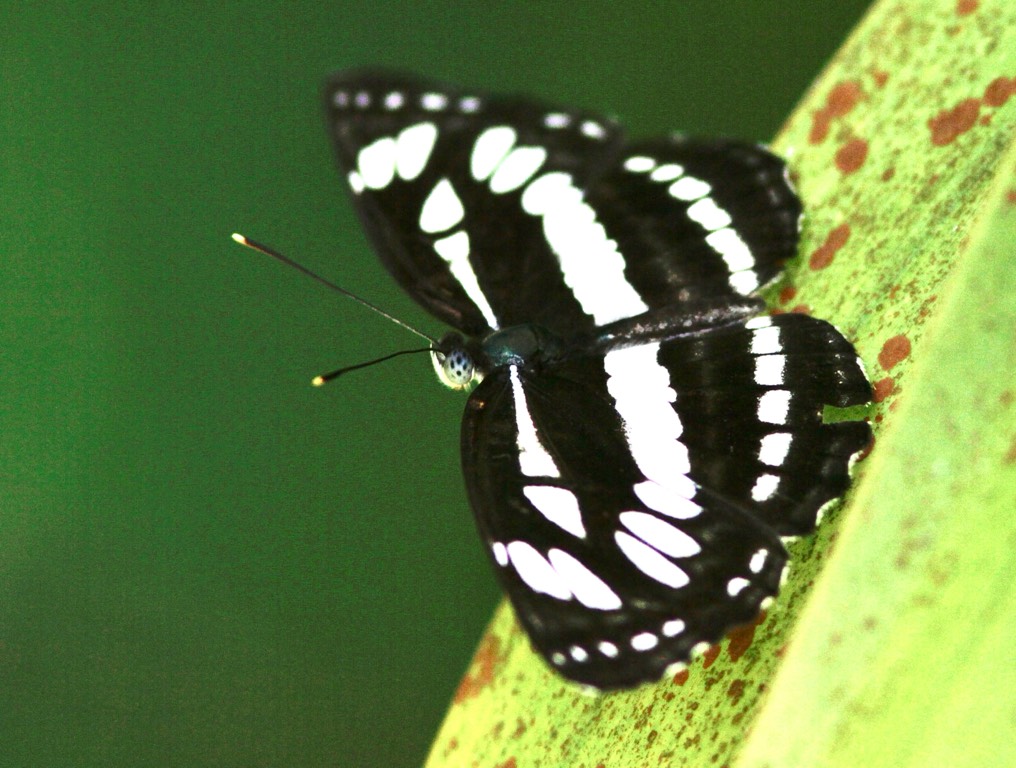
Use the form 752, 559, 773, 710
809, 81, 863, 144
790, 304, 812, 315
835, 137, 869, 174
956, 0, 979, 15
809, 223, 851, 270
1005, 437, 1016, 464
1000, 390, 1014, 407
495, 758, 517, 768
779, 285, 798, 304
984, 76, 1016, 108
727, 679, 746, 703
878, 334, 912, 370
727, 611, 766, 662
873, 376, 896, 402
1007, 189, 1016, 205
881, 166, 896, 181
672, 667, 690, 686
929, 98, 980, 146
453, 634, 503, 703
872, 69, 889, 88
702, 644, 721, 669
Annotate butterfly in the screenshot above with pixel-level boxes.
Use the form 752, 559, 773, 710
323, 70, 871, 690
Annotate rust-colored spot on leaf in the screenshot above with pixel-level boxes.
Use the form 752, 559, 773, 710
1007, 189, 1016, 205
881, 166, 896, 181
790, 303, 813, 315
873, 376, 896, 402
956, 0, 979, 15
702, 644, 721, 669
453, 634, 503, 703
672, 667, 690, 686
727, 611, 766, 662
835, 137, 869, 174
1004, 437, 1016, 464
779, 285, 797, 304
809, 81, 863, 144
872, 69, 889, 88
1000, 390, 1014, 407
495, 758, 517, 768
929, 98, 980, 146
809, 223, 851, 270
878, 334, 912, 371
727, 679, 747, 703
984, 76, 1016, 108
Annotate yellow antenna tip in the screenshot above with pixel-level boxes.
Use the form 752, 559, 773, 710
231, 232, 247, 244
311, 375, 326, 387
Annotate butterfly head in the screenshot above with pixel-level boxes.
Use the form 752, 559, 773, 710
432, 332, 482, 390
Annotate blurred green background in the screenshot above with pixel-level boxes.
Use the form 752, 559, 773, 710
2, 2, 871, 766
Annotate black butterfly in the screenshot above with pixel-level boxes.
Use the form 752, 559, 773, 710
323, 70, 871, 690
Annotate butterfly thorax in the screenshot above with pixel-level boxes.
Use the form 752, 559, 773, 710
432, 325, 564, 390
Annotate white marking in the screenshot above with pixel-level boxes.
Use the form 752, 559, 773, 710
419, 178, 465, 233
551, 651, 566, 666
759, 432, 792, 467
605, 345, 693, 508
522, 172, 647, 324
619, 511, 701, 558
459, 95, 481, 113
524, 486, 586, 538
757, 390, 790, 426
624, 155, 656, 173
432, 231, 499, 328
506, 541, 571, 600
509, 366, 559, 477
750, 325, 783, 356
751, 473, 781, 502
668, 176, 711, 201
650, 163, 684, 182
691, 641, 712, 658
333, 90, 349, 108
662, 619, 685, 637
729, 270, 761, 294
548, 549, 622, 610
631, 632, 659, 651
544, 112, 571, 128
581, 120, 606, 139
570, 645, 589, 662
395, 122, 437, 181
687, 197, 733, 231
727, 577, 750, 597
420, 92, 448, 111
347, 170, 365, 194
489, 146, 547, 194
749, 548, 768, 574
634, 479, 702, 519
598, 641, 619, 658
615, 531, 690, 588
354, 90, 370, 108
357, 137, 397, 189
470, 126, 516, 181
384, 91, 404, 110
754, 355, 786, 385
745, 316, 773, 330
492, 542, 508, 566
706, 228, 756, 272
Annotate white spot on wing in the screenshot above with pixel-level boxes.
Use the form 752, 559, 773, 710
668, 176, 711, 201
634, 479, 702, 519
615, 531, 690, 588
727, 577, 750, 596
395, 122, 437, 181
598, 641, 619, 658
489, 146, 547, 193
570, 645, 589, 662
357, 137, 397, 189
347, 170, 365, 194
759, 432, 792, 467
754, 355, 786, 386
459, 95, 481, 113
544, 112, 570, 128
620, 511, 701, 558
749, 548, 768, 573
623, 155, 656, 173
631, 632, 659, 651
524, 485, 586, 538
420, 92, 448, 111
729, 270, 761, 294
751, 473, 780, 501
432, 231, 499, 328
470, 126, 516, 181
506, 541, 572, 600
548, 549, 622, 610
509, 366, 560, 478
419, 178, 464, 233
750, 325, 783, 355
706, 228, 756, 273
686, 197, 733, 231
662, 619, 685, 637
650, 163, 685, 182
492, 542, 508, 566
384, 91, 404, 110
580, 120, 606, 139
523, 172, 648, 325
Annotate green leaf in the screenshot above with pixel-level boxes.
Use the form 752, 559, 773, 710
425, 1, 1016, 765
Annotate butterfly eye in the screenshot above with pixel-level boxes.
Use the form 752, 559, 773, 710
432, 347, 475, 390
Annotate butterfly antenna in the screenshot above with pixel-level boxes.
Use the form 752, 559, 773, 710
311, 346, 434, 387
231, 233, 437, 344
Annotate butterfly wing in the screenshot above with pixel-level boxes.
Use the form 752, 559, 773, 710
325, 72, 801, 339
461, 313, 870, 689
